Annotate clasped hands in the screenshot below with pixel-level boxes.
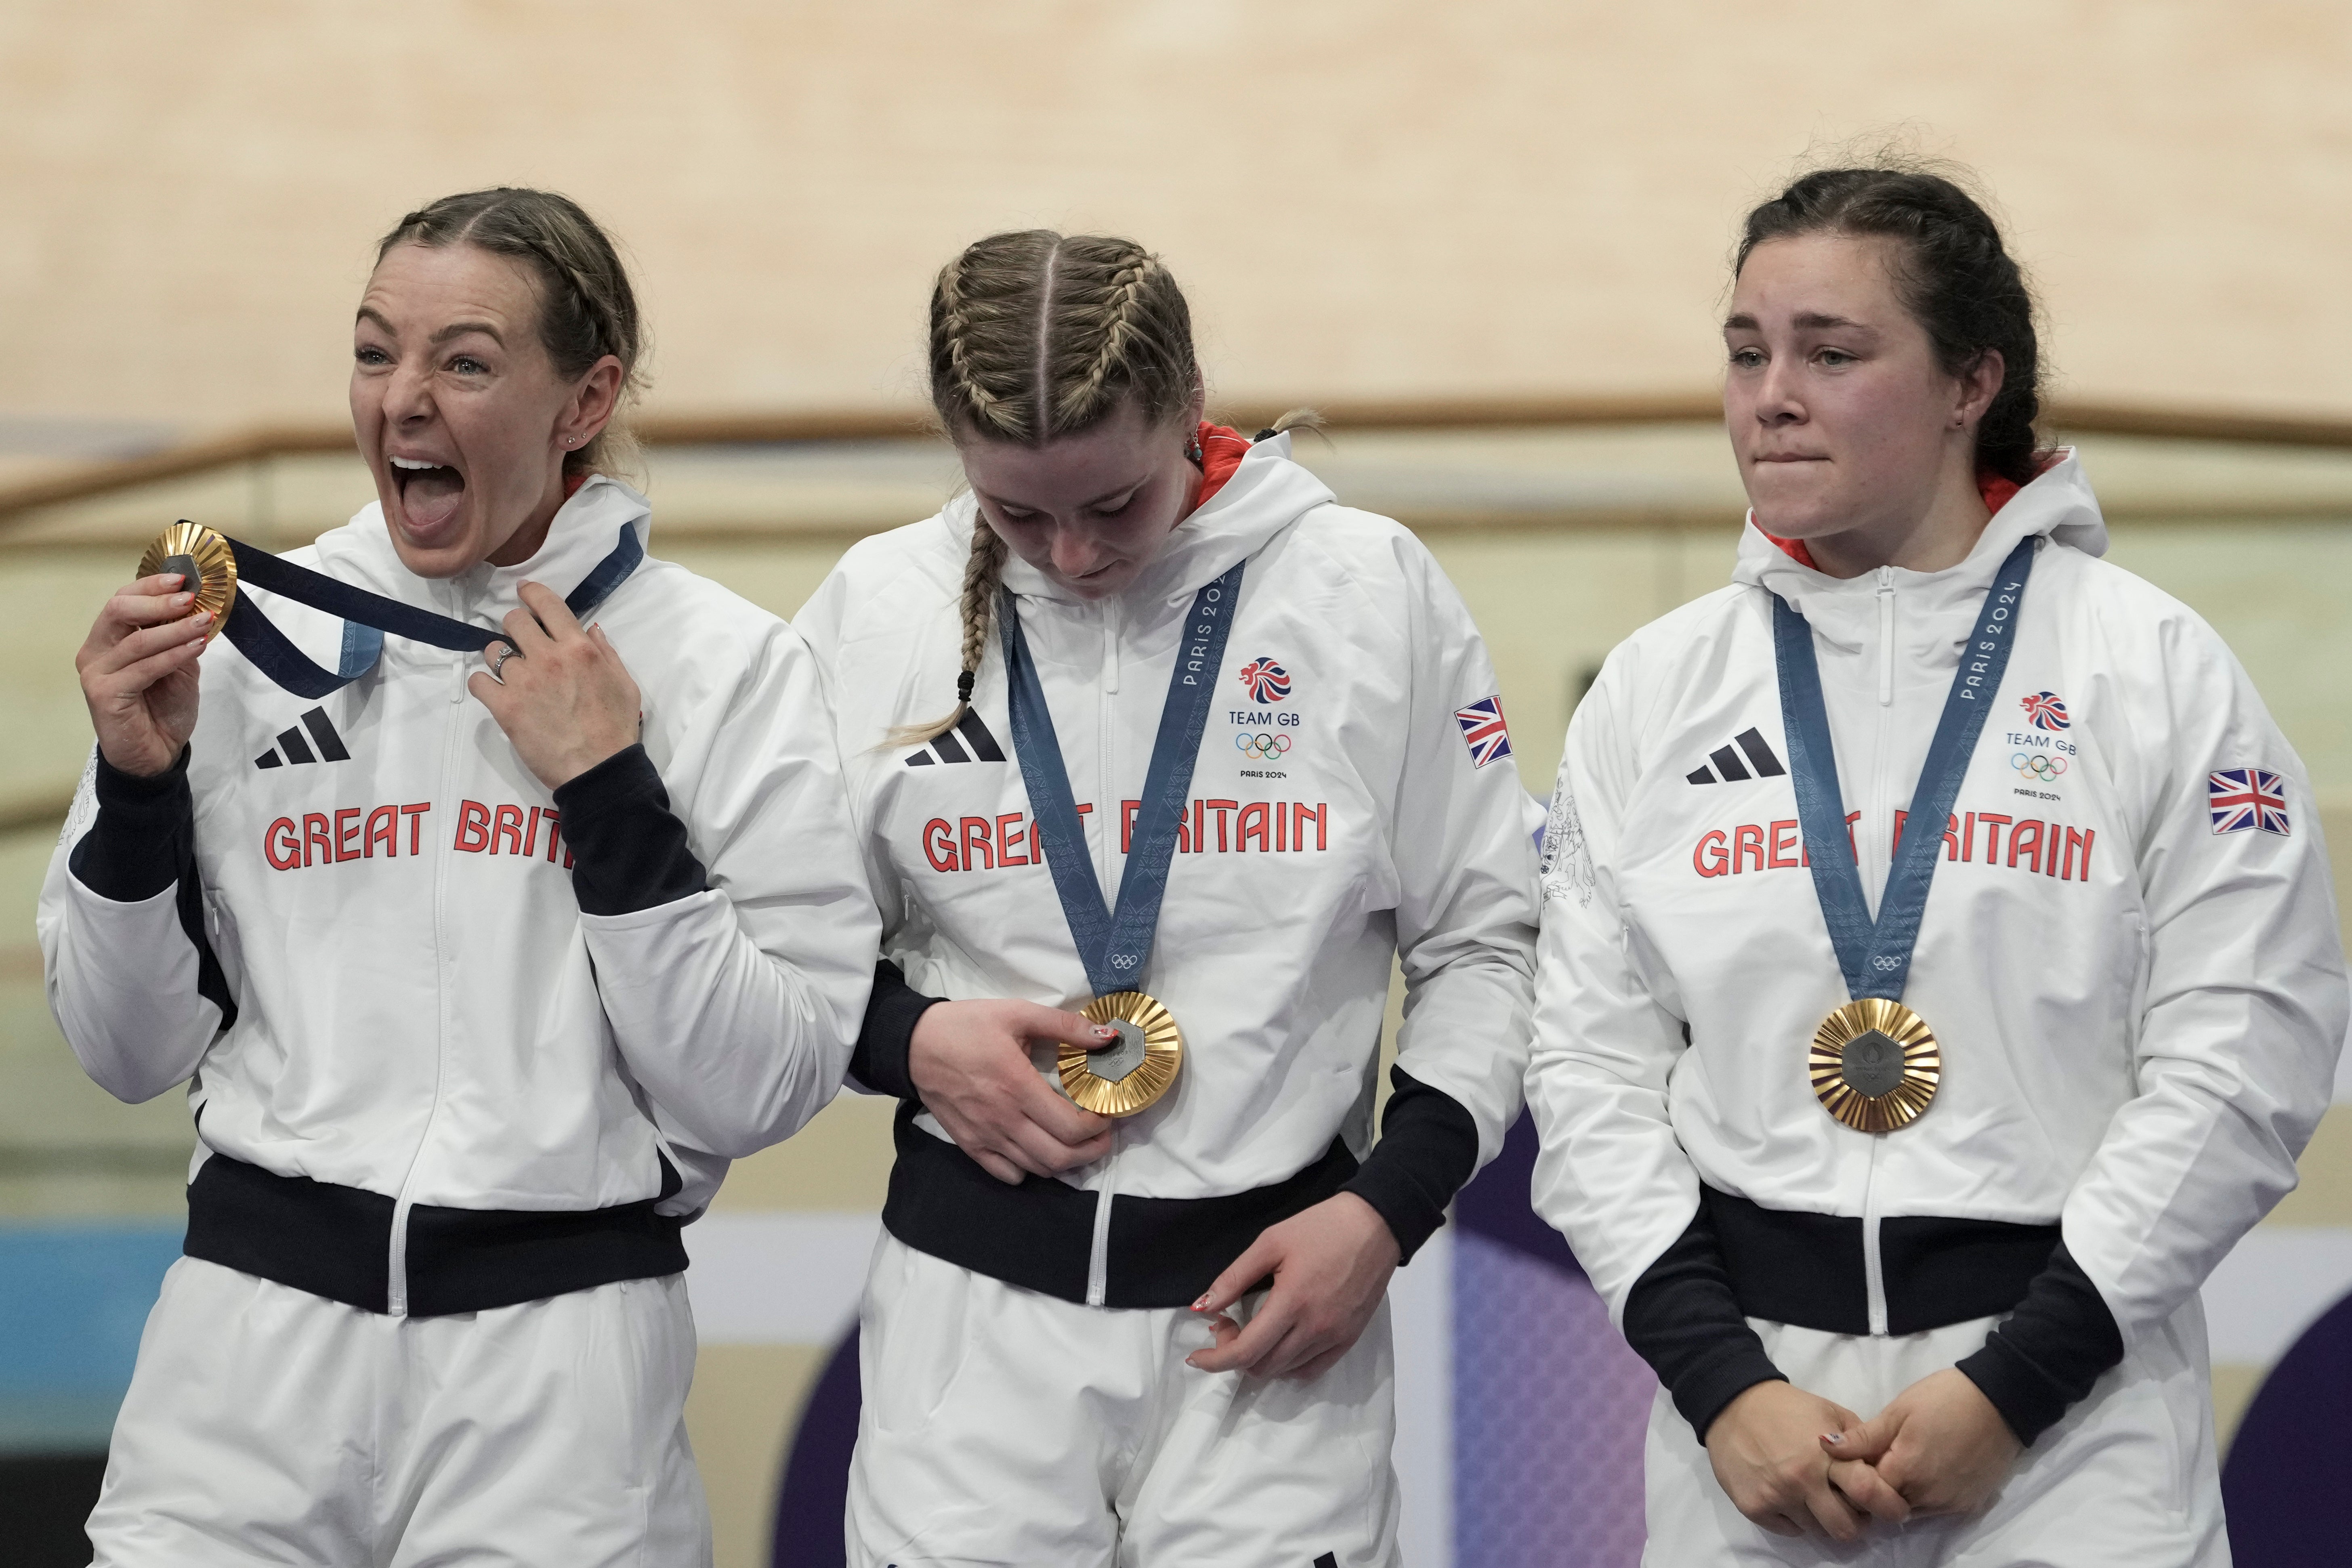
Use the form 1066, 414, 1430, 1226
1705, 1370, 2022, 1542
907, 999, 1400, 1382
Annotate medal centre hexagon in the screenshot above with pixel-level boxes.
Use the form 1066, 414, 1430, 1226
1091, 1018, 1150, 1083
1841, 1029, 1907, 1098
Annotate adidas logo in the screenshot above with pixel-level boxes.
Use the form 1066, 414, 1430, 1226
254, 707, 351, 768
1686, 726, 1786, 785
904, 709, 1006, 767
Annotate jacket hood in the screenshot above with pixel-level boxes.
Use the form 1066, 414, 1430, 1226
312, 473, 653, 628
1733, 449, 2105, 625
981, 431, 1337, 613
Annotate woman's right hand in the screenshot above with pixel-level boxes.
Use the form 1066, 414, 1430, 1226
908, 999, 1119, 1184
76, 573, 213, 777
1704, 1380, 1905, 1542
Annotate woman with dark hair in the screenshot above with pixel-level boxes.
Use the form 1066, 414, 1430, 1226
42, 188, 876, 1564
795, 230, 1538, 1565
1526, 166, 2344, 1562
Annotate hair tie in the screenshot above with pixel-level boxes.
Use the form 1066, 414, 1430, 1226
956, 670, 976, 704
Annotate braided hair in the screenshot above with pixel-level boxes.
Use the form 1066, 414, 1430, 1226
376, 188, 648, 483
888, 231, 1201, 748
1735, 164, 2048, 485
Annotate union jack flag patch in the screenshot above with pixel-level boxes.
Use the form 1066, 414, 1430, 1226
1455, 696, 1512, 768
2209, 768, 2290, 835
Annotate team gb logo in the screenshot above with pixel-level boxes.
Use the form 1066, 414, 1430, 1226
1237, 657, 1291, 704
2020, 691, 2070, 730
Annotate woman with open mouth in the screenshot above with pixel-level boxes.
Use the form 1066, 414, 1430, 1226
42, 187, 877, 1565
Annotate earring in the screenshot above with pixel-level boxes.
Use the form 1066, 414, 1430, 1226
1185, 435, 1203, 465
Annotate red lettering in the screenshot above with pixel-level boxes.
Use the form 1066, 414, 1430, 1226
1206, 800, 1239, 852
1977, 812, 2012, 862
1767, 819, 1800, 869
958, 816, 995, 871
1239, 802, 1271, 852
2064, 825, 2094, 882
265, 817, 301, 871
1120, 800, 1141, 855
2045, 821, 2063, 877
1292, 802, 1327, 851
1732, 823, 1766, 874
523, 806, 542, 857
2007, 818, 2043, 873
1192, 798, 1205, 854
454, 800, 491, 853
997, 813, 1029, 867
538, 807, 561, 862
303, 813, 332, 869
403, 802, 431, 856
1844, 811, 1861, 861
334, 808, 361, 863
1961, 811, 1975, 862
922, 818, 959, 873
1694, 829, 1729, 878
362, 806, 398, 859
1275, 801, 1287, 852
489, 804, 525, 855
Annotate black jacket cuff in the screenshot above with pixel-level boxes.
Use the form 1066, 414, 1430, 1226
70, 746, 195, 902
551, 745, 709, 917
1955, 1241, 2123, 1445
1622, 1206, 1786, 1438
1340, 1068, 1479, 1264
853, 960, 939, 1100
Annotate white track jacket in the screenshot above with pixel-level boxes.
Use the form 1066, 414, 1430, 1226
39, 477, 876, 1312
1528, 452, 2345, 1377
796, 433, 1537, 1300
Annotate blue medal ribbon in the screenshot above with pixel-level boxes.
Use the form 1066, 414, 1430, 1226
1000, 563, 1245, 997
193, 525, 645, 700
1772, 536, 2036, 1000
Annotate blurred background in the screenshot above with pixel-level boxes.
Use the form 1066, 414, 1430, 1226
6, 3, 2352, 1564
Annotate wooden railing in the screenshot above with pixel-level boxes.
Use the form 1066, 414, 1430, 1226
8, 394, 2352, 535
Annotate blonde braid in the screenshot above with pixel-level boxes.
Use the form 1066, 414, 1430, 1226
882, 520, 1009, 749
1055, 252, 1156, 430
937, 255, 1018, 442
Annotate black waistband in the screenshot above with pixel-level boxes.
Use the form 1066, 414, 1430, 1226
184, 1150, 688, 1317
1703, 1184, 2062, 1337
882, 1103, 1360, 1308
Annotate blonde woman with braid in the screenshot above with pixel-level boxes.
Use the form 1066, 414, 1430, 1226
795, 231, 1539, 1565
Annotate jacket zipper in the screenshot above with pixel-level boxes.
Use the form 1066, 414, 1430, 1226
1859, 565, 1897, 1334
384, 648, 467, 1316
1086, 596, 1125, 1308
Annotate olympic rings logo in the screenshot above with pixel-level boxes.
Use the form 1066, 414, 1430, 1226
2012, 752, 2067, 781
1235, 732, 1293, 759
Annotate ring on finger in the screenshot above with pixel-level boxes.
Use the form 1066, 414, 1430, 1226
488, 642, 523, 682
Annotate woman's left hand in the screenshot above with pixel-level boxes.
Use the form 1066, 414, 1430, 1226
468, 581, 642, 789
1820, 1368, 2022, 1518
1184, 1192, 1401, 1381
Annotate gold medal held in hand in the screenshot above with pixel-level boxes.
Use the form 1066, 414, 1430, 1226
137, 521, 237, 644
1808, 998, 1941, 1133
1059, 991, 1183, 1117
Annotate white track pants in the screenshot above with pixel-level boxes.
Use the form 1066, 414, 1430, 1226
846, 1232, 1400, 1567
87, 1256, 711, 1567
1644, 1299, 2227, 1566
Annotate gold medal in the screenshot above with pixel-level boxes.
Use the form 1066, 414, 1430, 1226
1058, 991, 1182, 1117
137, 521, 237, 644
1808, 998, 1940, 1133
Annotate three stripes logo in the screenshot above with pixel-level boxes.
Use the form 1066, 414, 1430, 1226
904, 709, 1007, 767
1685, 727, 1787, 786
254, 708, 351, 768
